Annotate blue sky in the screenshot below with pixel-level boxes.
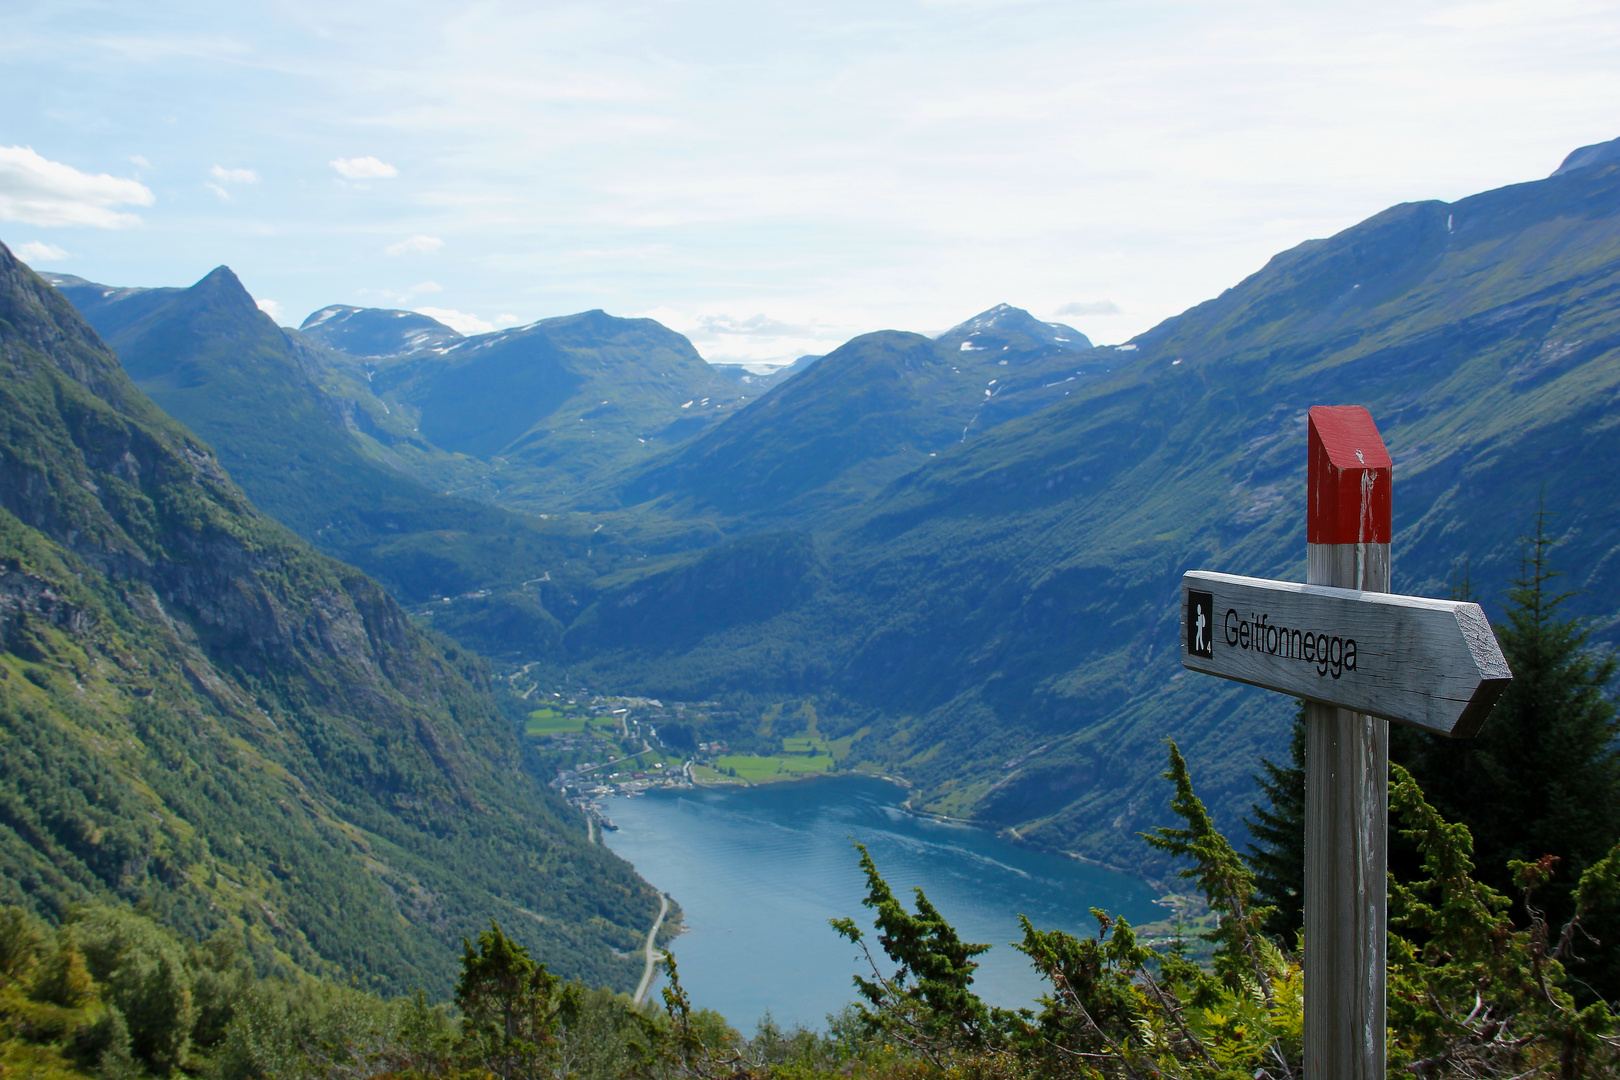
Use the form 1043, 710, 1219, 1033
5, 0, 1620, 365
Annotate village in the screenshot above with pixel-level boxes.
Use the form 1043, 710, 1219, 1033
502, 667, 856, 830
501, 671, 734, 821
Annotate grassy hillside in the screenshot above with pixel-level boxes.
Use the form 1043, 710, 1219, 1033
0, 243, 667, 993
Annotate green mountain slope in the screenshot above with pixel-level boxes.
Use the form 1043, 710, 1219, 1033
0, 242, 664, 993
368, 310, 749, 512
47, 268, 607, 609
557, 153, 1620, 865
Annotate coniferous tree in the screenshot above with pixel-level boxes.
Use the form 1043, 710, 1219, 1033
1394, 504, 1620, 998
455, 921, 560, 1080
1244, 705, 1306, 943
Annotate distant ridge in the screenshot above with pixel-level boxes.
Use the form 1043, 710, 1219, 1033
612, 303, 1114, 527
710, 353, 821, 392
366, 307, 747, 509
300, 304, 463, 357
1550, 134, 1620, 176
52, 266, 603, 609
935, 302, 1093, 354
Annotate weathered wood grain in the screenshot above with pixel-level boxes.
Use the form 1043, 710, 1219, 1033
1305, 700, 1388, 1080
1179, 569, 1511, 737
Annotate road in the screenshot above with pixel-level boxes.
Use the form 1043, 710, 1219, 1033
633, 893, 671, 1005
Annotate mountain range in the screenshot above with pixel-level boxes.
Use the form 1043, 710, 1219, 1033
525, 142, 1620, 862
28, 136, 1620, 875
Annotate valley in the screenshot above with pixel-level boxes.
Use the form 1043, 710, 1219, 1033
8, 134, 1620, 1002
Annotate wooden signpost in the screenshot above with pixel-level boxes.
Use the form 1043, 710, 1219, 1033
1179, 406, 1511, 1080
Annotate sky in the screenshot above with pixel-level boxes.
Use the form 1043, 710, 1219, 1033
4, 0, 1620, 367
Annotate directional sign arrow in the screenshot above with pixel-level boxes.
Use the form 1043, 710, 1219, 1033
1181, 569, 1511, 737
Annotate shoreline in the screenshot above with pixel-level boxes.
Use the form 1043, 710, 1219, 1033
597, 765, 1158, 893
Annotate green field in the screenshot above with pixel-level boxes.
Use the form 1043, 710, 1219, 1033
690, 764, 744, 784
525, 708, 582, 736
713, 753, 836, 783
525, 708, 626, 738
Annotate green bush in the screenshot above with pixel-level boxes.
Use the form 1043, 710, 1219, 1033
30, 936, 94, 1010
68, 1004, 134, 1076
71, 907, 194, 1076
0, 905, 43, 985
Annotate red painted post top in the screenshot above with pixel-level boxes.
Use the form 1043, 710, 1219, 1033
1308, 405, 1392, 545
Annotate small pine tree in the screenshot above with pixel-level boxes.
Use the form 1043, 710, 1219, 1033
1396, 504, 1620, 998
455, 921, 560, 1080
830, 842, 993, 1063
1244, 704, 1306, 943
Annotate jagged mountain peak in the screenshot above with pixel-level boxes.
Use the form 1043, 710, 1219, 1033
188, 265, 263, 316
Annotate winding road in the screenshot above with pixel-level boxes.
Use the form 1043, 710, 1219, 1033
633, 893, 671, 1005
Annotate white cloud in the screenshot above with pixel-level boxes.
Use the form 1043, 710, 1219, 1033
128, 155, 150, 169
330, 156, 398, 180
210, 165, 258, 185
15, 241, 69, 264
16, 1, 1620, 349
638, 305, 858, 366
354, 280, 447, 306
256, 298, 286, 323
0, 146, 153, 228
692, 313, 805, 336
415, 306, 494, 334
205, 165, 257, 202
1055, 300, 1122, 317
385, 234, 443, 256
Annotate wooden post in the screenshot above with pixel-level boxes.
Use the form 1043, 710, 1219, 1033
1304, 406, 1391, 1080
1182, 407, 1508, 1077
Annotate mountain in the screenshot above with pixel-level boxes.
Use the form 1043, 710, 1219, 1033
47, 268, 610, 617
609, 305, 1113, 528
0, 241, 665, 992
932, 302, 1092, 355
39, 274, 185, 339
34, 145, 1620, 875
366, 310, 749, 512
299, 304, 463, 357
555, 152, 1620, 866
1550, 134, 1620, 177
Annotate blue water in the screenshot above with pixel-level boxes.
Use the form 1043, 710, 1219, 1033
600, 774, 1160, 1030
